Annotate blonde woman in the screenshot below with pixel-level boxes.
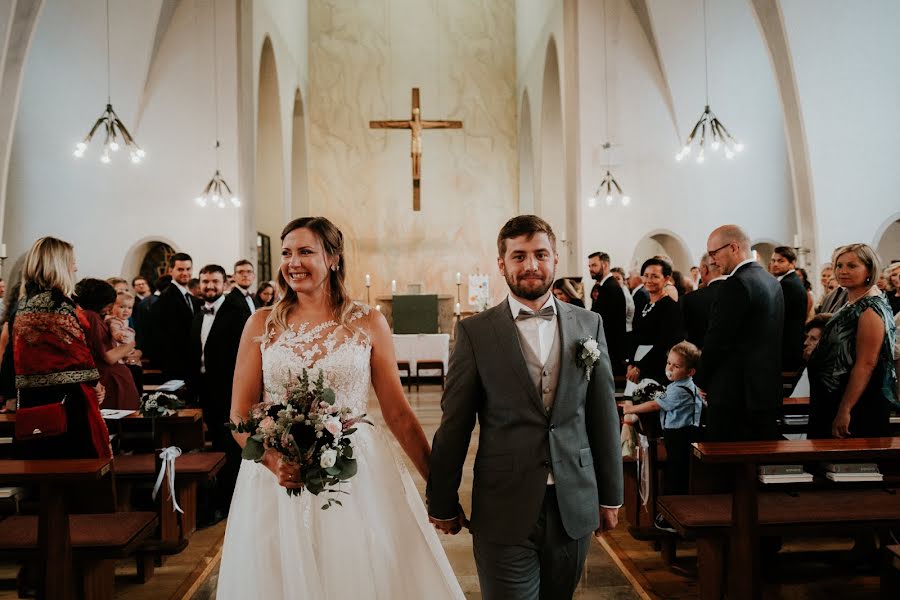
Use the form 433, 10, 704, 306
12, 237, 110, 459
218, 217, 464, 599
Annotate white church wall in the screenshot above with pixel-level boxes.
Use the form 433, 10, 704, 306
779, 0, 900, 267
6, 0, 243, 280
307, 0, 517, 306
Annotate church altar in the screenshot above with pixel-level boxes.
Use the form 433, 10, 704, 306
375, 295, 456, 336
392, 334, 450, 375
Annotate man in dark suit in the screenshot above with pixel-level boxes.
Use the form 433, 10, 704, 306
189, 264, 249, 521
151, 253, 199, 381
681, 252, 725, 349
627, 268, 650, 316
225, 259, 261, 318
428, 215, 622, 600
695, 225, 784, 442
588, 252, 626, 372
769, 246, 807, 372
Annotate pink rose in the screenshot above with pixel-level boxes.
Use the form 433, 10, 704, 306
324, 418, 342, 437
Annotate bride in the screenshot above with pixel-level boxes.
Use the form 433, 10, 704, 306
217, 217, 465, 599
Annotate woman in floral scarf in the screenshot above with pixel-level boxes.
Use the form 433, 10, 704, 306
12, 237, 111, 459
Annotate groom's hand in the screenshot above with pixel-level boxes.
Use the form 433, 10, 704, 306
429, 505, 469, 535
594, 507, 619, 537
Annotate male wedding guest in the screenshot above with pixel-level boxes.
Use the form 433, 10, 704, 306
695, 225, 784, 441
75, 279, 140, 410
255, 282, 275, 307
132, 276, 152, 301
588, 251, 626, 372
135, 274, 171, 360
151, 253, 199, 381
807, 244, 897, 438
681, 252, 725, 349
795, 267, 815, 318
189, 264, 249, 524
627, 267, 650, 315
188, 278, 202, 299
610, 267, 636, 332
226, 259, 261, 317
769, 246, 808, 372
626, 258, 684, 385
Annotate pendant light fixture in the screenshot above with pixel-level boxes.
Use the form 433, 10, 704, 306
73, 0, 144, 164
588, 0, 630, 208
195, 0, 239, 208
675, 0, 743, 163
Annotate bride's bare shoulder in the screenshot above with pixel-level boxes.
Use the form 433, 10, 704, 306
244, 307, 275, 342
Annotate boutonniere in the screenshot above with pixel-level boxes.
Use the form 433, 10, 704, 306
575, 337, 602, 381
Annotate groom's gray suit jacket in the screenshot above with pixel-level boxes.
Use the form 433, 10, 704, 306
427, 298, 623, 545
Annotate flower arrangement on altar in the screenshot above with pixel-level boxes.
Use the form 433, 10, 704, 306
229, 369, 372, 508
139, 392, 185, 417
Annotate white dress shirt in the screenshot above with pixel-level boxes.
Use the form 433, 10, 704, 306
238, 286, 256, 314
727, 258, 758, 278
507, 294, 557, 364
173, 281, 194, 313
200, 295, 226, 373
776, 269, 796, 282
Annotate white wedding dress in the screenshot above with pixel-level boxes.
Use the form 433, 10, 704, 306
217, 305, 464, 599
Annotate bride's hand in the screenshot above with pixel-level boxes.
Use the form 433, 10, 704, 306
264, 450, 303, 490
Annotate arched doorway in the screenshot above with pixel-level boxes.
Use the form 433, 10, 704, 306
874, 214, 900, 266
540, 37, 567, 271
518, 89, 534, 215
256, 37, 285, 248
751, 241, 778, 267
631, 231, 694, 273
121, 238, 177, 285
291, 88, 310, 218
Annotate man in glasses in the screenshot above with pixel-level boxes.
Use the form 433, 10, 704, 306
695, 225, 785, 441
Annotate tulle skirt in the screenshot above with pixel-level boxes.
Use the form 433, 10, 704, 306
217, 428, 465, 599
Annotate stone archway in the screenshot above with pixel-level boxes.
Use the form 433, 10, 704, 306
290, 88, 309, 218
540, 37, 567, 271
631, 230, 694, 273
256, 37, 285, 245
518, 89, 535, 215
874, 213, 900, 265
751, 240, 778, 267
121, 238, 177, 284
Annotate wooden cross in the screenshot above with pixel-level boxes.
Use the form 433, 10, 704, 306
370, 88, 463, 211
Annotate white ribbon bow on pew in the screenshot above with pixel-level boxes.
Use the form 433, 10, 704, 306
152, 446, 184, 514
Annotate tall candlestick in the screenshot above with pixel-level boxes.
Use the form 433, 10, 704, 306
454, 302, 461, 316
455, 272, 461, 285
793, 233, 800, 248
365, 273, 371, 287
391, 280, 397, 293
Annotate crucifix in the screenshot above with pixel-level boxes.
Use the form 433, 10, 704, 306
370, 88, 463, 211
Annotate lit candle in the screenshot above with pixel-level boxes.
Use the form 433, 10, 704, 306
454, 302, 461, 315
365, 273, 371, 287
793, 233, 800, 248
375, 304, 381, 312
455, 272, 461, 285
391, 280, 397, 293
0, 243, 6, 258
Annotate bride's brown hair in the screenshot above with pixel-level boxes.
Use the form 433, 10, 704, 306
266, 217, 356, 335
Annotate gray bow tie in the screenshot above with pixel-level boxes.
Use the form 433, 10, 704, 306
516, 306, 555, 321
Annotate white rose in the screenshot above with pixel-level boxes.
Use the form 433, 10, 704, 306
583, 339, 599, 353
324, 417, 342, 438
320, 448, 338, 468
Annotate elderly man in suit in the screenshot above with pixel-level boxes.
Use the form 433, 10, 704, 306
428, 215, 623, 600
189, 264, 249, 522
682, 252, 726, 349
151, 253, 199, 381
696, 225, 785, 442
769, 246, 808, 372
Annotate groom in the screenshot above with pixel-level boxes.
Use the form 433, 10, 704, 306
428, 215, 623, 599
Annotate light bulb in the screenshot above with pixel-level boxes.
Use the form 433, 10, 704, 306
696, 149, 705, 164
711, 140, 721, 151
735, 143, 744, 152
682, 145, 691, 155
130, 152, 141, 164
675, 151, 684, 162
725, 148, 735, 160
135, 148, 146, 158
230, 196, 241, 208
73, 148, 84, 158
75, 142, 87, 155
605, 194, 613, 206
100, 151, 111, 164
195, 196, 207, 207
109, 141, 120, 152
587, 196, 597, 208
621, 195, 631, 206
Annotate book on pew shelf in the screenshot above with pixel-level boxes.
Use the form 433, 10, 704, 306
0, 487, 24, 499
758, 473, 814, 484
156, 379, 186, 392
822, 462, 879, 474
758, 464, 805, 475
825, 472, 883, 482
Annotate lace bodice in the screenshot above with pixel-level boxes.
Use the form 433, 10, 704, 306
261, 304, 372, 415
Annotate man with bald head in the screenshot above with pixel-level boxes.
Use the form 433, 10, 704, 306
695, 225, 785, 441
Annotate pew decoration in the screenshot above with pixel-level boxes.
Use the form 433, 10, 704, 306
152, 446, 185, 514
139, 392, 186, 418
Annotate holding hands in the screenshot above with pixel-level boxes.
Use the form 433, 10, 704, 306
429, 504, 470, 535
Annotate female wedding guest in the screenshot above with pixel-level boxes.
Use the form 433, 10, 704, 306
75, 278, 140, 410
611, 267, 636, 332
626, 257, 685, 385
795, 267, 815, 318
0, 277, 21, 412
552, 278, 584, 308
808, 244, 898, 438
255, 281, 275, 307
887, 262, 900, 315
12, 237, 111, 459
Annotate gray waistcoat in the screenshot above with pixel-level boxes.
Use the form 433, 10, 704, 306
515, 322, 562, 412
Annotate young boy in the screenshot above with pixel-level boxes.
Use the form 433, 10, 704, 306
623, 341, 703, 530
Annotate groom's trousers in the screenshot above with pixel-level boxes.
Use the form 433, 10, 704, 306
473, 485, 590, 600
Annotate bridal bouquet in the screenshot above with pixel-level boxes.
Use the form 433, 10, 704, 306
228, 369, 372, 508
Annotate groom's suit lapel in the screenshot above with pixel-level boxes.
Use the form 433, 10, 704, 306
488, 301, 545, 415
551, 299, 579, 419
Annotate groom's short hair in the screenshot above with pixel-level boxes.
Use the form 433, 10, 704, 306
497, 215, 556, 256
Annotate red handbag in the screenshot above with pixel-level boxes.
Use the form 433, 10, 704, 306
14, 393, 68, 440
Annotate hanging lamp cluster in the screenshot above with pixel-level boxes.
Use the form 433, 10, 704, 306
676, 0, 744, 163
74, 0, 144, 164
588, 0, 631, 208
